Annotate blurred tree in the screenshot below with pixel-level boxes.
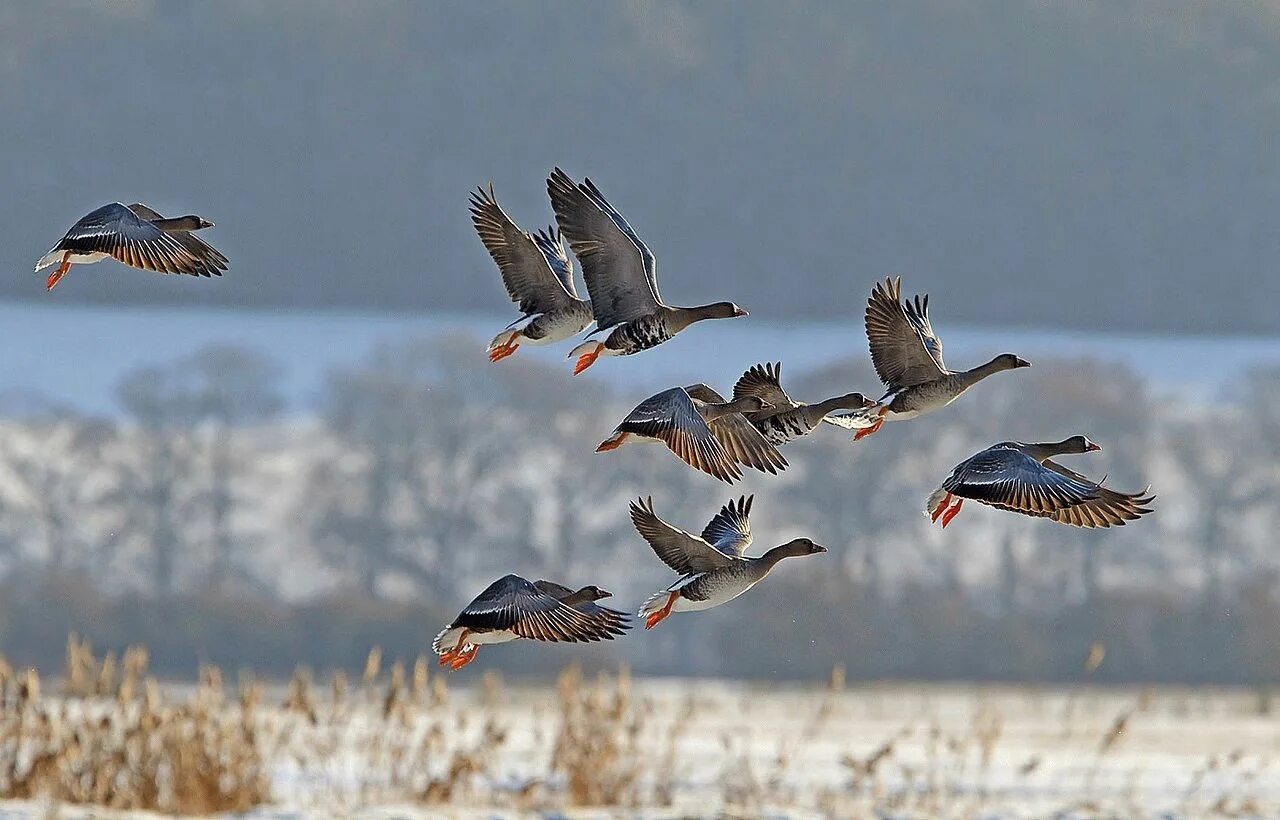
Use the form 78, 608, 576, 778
115, 364, 198, 596
0, 410, 116, 576
181, 346, 284, 592
112, 345, 284, 596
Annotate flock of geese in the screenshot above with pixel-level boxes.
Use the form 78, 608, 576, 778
35, 172, 1155, 671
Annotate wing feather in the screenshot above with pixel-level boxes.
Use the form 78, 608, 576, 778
614, 387, 742, 483
700, 495, 753, 556
865, 277, 947, 390
128, 203, 227, 276
732, 362, 795, 408
469, 186, 574, 314
548, 168, 659, 330
629, 496, 738, 574
941, 446, 1155, 528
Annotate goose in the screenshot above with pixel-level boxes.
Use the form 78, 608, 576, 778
37, 202, 226, 290
732, 362, 878, 445
630, 496, 826, 629
596, 384, 787, 483
468, 185, 593, 362
546, 168, 748, 374
432, 574, 629, 670
851, 277, 1030, 440
926, 436, 1155, 528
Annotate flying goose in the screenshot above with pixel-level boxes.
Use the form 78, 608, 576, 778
630, 496, 826, 629
37, 203, 226, 290
432, 574, 629, 670
546, 168, 747, 374
468, 185, 593, 362
851, 277, 1031, 440
732, 362, 878, 445
596, 384, 787, 483
926, 436, 1155, 528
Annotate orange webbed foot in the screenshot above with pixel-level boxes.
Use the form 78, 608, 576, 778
488, 341, 519, 362
644, 593, 678, 630
449, 646, 478, 670
46, 255, 71, 291
930, 492, 953, 524
572, 344, 603, 375
940, 498, 964, 528
852, 420, 882, 442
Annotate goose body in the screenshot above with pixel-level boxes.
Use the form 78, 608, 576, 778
629, 496, 825, 629
732, 362, 877, 445
547, 169, 747, 374
926, 436, 1155, 528
596, 384, 787, 483
432, 574, 629, 670
469, 185, 593, 361
847, 277, 1031, 440
37, 202, 227, 290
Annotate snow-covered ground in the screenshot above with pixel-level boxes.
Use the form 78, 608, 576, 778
2, 677, 1275, 818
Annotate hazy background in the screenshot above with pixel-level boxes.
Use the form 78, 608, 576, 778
0, 1, 1276, 684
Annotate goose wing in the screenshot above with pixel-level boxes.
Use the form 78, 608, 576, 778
614, 387, 742, 483
629, 496, 738, 574
685, 384, 789, 476
127, 203, 227, 277
532, 580, 631, 636
40, 203, 207, 275
732, 362, 795, 408
469, 185, 576, 314
865, 277, 947, 390
941, 445, 1105, 519
1041, 460, 1156, 528
452, 575, 620, 642
548, 168, 659, 330
531, 226, 581, 300
700, 495, 753, 557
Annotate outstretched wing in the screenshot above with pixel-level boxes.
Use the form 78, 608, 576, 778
453, 574, 620, 642
615, 387, 742, 483
684, 384, 788, 476
865, 277, 947, 390
629, 497, 738, 575
41, 203, 207, 275
942, 446, 1105, 520
548, 168, 659, 330
708, 412, 788, 476
531, 226, 580, 300
470, 185, 576, 314
1041, 460, 1156, 528
128, 203, 227, 276
732, 362, 795, 408
532, 580, 630, 635
700, 495, 753, 556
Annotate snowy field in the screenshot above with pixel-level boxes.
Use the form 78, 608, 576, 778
1, 670, 1275, 818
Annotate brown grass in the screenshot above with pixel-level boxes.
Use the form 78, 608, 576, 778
0, 641, 268, 813
0, 636, 1269, 816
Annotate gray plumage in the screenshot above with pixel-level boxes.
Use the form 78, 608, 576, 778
731, 362, 877, 445
548, 169, 747, 371
927, 436, 1155, 528
630, 497, 826, 628
850, 277, 1031, 438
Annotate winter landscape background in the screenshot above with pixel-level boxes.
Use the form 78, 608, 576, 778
0, 2, 1278, 815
